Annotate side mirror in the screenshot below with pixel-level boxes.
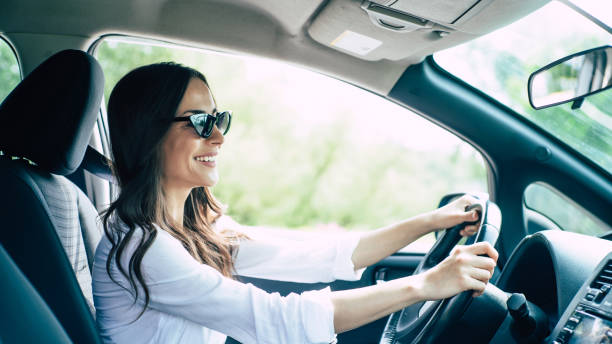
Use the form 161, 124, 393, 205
528, 45, 612, 110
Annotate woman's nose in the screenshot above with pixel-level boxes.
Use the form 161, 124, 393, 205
206, 125, 224, 146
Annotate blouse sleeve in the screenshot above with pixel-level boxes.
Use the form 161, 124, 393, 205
231, 224, 365, 283
140, 230, 337, 344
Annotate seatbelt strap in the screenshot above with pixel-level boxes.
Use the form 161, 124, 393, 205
81, 146, 116, 184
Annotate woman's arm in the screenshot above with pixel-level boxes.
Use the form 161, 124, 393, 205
351, 195, 480, 270
333, 241, 498, 333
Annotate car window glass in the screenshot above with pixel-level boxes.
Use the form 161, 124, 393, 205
94, 37, 488, 252
524, 182, 609, 236
435, 1, 612, 174
0, 37, 20, 104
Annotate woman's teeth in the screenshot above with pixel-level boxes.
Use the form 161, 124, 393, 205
195, 156, 216, 162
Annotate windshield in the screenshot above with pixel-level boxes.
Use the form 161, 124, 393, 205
567, 0, 612, 29
435, 1, 612, 173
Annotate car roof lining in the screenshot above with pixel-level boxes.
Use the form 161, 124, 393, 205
0, 0, 550, 94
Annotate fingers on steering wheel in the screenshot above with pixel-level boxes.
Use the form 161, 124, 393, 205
468, 268, 490, 297
470, 266, 492, 283
460, 224, 478, 237
465, 275, 487, 295
459, 208, 480, 237
466, 209, 479, 221
467, 242, 499, 262
471, 255, 497, 272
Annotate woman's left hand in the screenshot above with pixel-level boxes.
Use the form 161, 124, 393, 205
429, 195, 480, 237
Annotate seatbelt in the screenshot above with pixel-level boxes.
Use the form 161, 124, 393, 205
81, 146, 116, 184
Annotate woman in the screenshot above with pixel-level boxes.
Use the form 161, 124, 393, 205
92, 62, 498, 344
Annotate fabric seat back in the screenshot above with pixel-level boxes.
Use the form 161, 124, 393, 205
0, 49, 105, 344
0, 243, 72, 344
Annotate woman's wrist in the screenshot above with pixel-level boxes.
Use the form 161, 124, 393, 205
388, 275, 428, 307
407, 274, 429, 302
417, 210, 438, 234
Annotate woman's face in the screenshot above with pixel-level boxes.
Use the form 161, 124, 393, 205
161, 77, 224, 191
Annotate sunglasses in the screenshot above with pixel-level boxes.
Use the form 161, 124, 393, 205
172, 111, 232, 138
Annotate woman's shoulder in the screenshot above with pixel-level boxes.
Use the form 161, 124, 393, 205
97, 220, 205, 280
96, 219, 189, 263
102, 217, 174, 242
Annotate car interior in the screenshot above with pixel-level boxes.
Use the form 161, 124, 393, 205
0, 0, 611, 343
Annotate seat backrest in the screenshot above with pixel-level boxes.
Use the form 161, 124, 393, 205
0, 243, 72, 344
0, 50, 104, 344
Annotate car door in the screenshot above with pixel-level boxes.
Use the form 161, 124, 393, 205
238, 252, 423, 343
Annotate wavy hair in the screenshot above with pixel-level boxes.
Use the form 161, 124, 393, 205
102, 62, 234, 317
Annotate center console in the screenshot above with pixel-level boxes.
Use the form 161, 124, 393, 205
550, 252, 612, 343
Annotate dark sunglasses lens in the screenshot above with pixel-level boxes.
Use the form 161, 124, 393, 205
215, 112, 231, 135
190, 113, 213, 137
189, 112, 231, 138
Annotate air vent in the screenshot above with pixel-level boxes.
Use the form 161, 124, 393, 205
591, 260, 612, 289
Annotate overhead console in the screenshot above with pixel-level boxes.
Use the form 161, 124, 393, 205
307, 0, 549, 61
551, 254, 612, 343
362, 0, 493, 31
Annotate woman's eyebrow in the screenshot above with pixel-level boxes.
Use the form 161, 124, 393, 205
181, 108, 218, 115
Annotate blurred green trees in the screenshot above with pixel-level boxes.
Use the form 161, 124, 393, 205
0, 40, 20, 102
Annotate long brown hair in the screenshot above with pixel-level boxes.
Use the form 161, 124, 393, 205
102, 62, 234, 317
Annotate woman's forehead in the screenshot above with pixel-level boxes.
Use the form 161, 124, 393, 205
176, 78, 216, 116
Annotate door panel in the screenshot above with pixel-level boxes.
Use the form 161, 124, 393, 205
233, 253, 424, 344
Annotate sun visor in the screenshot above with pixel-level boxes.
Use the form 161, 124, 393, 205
308, 0, 496, 61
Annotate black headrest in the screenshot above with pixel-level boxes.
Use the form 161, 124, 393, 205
0, 50, 104, 175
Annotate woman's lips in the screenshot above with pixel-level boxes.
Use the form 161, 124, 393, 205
194, 154, 217, 167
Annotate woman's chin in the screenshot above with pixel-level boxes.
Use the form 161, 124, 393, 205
200, 172, 219, 187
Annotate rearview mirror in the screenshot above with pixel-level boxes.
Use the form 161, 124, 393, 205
528, 45, 612, 110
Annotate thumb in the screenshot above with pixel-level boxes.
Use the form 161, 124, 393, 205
463, 210, 479, 222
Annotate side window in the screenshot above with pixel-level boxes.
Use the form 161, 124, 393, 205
94, 37, 488, 251
0, 37, 20, 103
524, 183, 609, 236
0, 37, 21, 157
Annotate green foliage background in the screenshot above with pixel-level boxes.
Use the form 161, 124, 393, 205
0, 40, 20, 102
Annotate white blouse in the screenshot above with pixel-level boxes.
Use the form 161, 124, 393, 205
92, 220, 364, 344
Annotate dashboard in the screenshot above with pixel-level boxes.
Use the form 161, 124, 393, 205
550, 253, 612, 343
493, 230, 612, 343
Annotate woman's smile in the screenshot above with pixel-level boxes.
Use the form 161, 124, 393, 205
194, 153, 217, 167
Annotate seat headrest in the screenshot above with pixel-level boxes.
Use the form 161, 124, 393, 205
0, 49, 104, 175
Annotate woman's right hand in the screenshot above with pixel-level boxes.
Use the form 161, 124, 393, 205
331, 242, 498, 333
414, 242, 498, 300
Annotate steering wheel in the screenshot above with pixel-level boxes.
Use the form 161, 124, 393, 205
379, 196, 502, 344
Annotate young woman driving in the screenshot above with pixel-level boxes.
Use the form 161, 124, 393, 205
92, 62, 498, 344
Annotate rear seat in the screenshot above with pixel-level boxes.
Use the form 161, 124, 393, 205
0, 49, 105, 343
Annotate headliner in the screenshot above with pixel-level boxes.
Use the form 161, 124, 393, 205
0, 0, 549, 94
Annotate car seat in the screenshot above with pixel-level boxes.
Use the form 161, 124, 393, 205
0, 49, 104, 343
0, 243, 71, 343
